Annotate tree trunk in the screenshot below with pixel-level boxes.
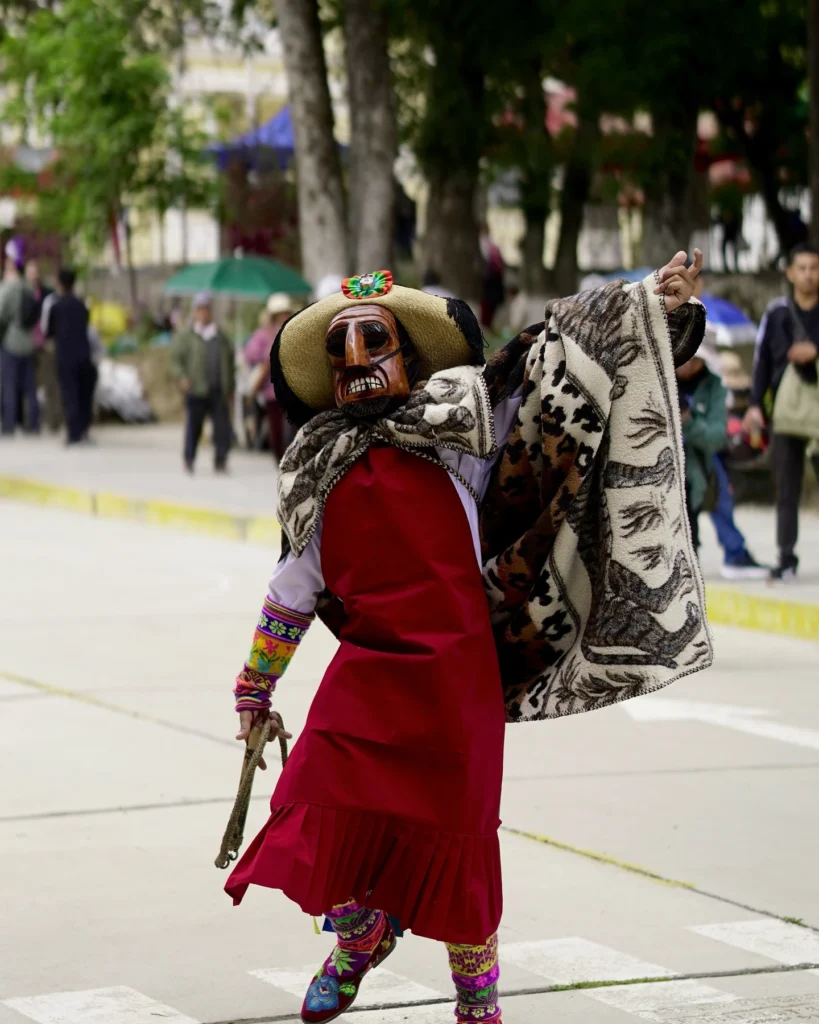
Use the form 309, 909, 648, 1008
418, 40, 484, 302
123, 207, 138, 308
640, 103, 700, 268
275, 0, 349, 284
344, 0, 396, 271
552, 116, 598, 296
520, 211, 548, 294
424, 169, 481, 302
809, 0, 819, 245
518, 64, 552, 296
158, 208, 167, 266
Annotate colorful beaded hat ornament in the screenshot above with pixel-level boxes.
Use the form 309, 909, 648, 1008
342, 270, 393, 300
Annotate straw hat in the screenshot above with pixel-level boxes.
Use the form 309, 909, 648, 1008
271, 270, 485, 425
266, 292, 297, 317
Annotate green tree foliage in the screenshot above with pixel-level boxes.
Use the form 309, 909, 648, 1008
1, 0, 170, 250
0, 0, 217, 276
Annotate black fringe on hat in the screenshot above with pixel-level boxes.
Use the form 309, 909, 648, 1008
446, 297, 486, 364
270, 309, 318, 427
271, 298, 486, 427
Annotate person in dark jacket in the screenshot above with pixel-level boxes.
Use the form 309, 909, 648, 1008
744, 242, 819, 581
170, 291, 235, 473
44, 268, 96, 445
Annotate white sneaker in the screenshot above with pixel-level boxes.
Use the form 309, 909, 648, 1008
720, 556, 769, 581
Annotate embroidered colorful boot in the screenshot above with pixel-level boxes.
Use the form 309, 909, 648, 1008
301, 902, 396, 1023
447, 932, 502, 1023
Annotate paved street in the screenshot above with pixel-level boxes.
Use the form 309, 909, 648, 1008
1, 499, 818, 1024
2, 425, 819, 599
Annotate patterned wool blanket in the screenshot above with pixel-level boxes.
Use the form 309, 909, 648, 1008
286, 274, 712, 724
480, 274, 713, 721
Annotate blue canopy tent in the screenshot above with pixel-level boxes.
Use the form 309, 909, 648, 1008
698, 293, 758, 347
210, 105, 347, 171
211, 105, 295, 171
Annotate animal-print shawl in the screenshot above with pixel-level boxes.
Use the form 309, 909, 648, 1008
480, 275, 712, 721
312, 275, 712, 722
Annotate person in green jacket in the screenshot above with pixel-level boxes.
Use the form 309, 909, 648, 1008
170, 291, 235, 473
676, 332, 728, 551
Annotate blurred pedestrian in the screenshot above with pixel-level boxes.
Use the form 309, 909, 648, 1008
0, 239, 40, 435
744, 242, 819, 582
689, 269, 767, 579
171, 291, 235, 474
43, 268, 96, 446
244, 293, 296, 463
421, 269, 456, 299
479, 223, 506, 330
677, 333, 728, 553
24, 258, 52, 340
27, 258, 62, 433
719, 209, 743, 274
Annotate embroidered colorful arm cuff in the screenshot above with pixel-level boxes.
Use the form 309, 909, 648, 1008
234, 597, 313, 711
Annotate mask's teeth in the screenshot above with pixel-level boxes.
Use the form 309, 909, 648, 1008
346, 375, 385, 396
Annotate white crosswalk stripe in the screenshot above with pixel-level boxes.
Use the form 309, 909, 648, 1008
249, 964, 446, 1007
501, 937, 738, 1022
8, 925, 819, 1024
690, 920, 819, 976
501, 936, 671, 983
2, 986, 200, 1024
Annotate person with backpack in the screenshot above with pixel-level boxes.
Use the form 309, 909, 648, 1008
0, 238, 40, 435
744, 242, 819, 582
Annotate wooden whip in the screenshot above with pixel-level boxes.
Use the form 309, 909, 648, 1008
215, 712, 289, 870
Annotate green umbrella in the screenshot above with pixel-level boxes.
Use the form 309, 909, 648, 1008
162, 256, 310, 299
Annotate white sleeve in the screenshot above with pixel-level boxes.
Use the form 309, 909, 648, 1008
437, 388, 524, 504
266, 522, 325, 615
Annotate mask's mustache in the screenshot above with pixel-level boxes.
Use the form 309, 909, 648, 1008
343, 394, 403, 421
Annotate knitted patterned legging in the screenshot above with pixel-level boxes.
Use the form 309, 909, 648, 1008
326, 902, 500, 1022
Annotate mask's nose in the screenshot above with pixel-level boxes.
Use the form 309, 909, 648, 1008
345, 323, 370, 367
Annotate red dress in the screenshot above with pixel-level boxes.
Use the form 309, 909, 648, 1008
226, 446, 505, 944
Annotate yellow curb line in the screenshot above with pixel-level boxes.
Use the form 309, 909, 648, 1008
0, 473, 280, 545
706, 585, 819, 643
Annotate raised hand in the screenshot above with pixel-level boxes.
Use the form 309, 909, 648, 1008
654, 249, 703, 313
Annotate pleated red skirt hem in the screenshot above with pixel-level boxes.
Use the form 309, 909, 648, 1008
225, 801, 502, 945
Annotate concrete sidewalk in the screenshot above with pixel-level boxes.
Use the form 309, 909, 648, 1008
0, 424, 281, 543
0, 424, 817, 638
